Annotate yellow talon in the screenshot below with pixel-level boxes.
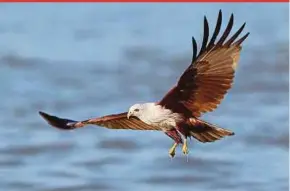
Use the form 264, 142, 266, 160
169, 143, 178, 158
182, 139, 189, 155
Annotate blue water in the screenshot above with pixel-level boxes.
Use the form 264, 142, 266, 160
0, 3, 288, 191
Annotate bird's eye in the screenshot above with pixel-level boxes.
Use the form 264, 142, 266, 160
134, 109, 139, 112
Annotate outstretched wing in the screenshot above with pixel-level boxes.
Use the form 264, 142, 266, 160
158, 10, 249, 117
39, 111, 160, 131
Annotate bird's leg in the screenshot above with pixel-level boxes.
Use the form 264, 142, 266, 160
175, 125, 189, 156
168, 142, 178, 158
182, 138, 189, 155
164, 129, 183, 158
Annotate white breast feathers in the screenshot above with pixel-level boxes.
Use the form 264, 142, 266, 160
134, 103, 183, 131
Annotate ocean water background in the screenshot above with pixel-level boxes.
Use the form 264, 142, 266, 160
0, 3, 288, 191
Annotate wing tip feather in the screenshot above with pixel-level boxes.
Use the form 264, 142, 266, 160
193, 10, 249, 61
39, 111, 77, 130
234, 32, 250, 46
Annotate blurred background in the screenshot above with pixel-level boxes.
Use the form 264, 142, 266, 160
0, 3, 288, 191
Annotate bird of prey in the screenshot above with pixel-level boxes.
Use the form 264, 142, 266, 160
39, 10, 249, 158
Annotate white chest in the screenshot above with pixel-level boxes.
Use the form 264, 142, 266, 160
138, 104, 183, 131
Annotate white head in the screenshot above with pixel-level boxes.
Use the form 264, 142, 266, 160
127, 103, 182, 128
126, 102, 182, 128
127, 103, 145, 119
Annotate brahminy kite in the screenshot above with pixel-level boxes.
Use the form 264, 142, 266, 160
39, 10, 249, 158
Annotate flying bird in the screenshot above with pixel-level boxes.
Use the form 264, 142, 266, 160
39, 10, 249, 158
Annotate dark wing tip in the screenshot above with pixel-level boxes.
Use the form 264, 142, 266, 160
234, 32, 250, 46
207, 10, 222, 50
191, 10, 249, 62
197, 16, 210, 57
191, 36, 198, 63
216, 13, 234, 46
39, 111, 77, 130
224, 22, 246, 47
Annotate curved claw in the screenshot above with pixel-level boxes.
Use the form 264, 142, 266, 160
39, 111, 78, 130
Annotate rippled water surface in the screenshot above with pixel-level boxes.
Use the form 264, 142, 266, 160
0, 3, 288, 191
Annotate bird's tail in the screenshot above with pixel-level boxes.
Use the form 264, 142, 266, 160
187, 118, 234, 143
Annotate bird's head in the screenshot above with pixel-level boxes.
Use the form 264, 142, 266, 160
127, 104, 143, 119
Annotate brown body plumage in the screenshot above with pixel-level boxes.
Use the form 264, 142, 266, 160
39, 10, 249, 158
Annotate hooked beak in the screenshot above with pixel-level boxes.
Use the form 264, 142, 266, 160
127, 112, 132, 119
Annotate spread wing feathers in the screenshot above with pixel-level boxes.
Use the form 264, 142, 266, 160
39, 111, 160, 131
159, 10, 249, 117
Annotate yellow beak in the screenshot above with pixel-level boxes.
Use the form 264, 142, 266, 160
127, 112, 132, 119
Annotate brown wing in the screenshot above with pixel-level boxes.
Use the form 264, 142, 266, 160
80, 112, 160, 130
158, 10, 249, 117
39, 111, 160, 131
